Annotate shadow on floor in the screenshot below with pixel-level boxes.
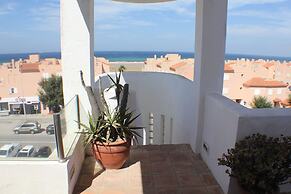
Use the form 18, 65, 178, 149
73, 144, 224, 194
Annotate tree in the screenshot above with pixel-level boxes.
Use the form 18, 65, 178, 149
38, 75, 64, 113
251, 96, 272, 108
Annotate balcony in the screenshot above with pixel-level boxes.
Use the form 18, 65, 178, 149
0, 0, 291, 194
0, 72, 290, 194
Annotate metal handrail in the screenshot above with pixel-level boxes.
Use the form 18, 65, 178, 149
53, 113, 65, 162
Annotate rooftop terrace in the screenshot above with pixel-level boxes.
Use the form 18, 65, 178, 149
74, 144, 223, 194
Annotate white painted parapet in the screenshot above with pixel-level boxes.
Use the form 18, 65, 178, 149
94, 72, 197, 145
201, 93, 291, 194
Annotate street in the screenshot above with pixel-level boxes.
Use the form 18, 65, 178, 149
0, 114, 57, 150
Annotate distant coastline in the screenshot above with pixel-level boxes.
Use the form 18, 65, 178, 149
0, 51, 291, 64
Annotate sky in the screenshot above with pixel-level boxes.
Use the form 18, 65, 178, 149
0, 0, 290, 57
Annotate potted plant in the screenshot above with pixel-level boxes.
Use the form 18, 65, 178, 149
218, 133, 291, 194
79, 69, 142, 169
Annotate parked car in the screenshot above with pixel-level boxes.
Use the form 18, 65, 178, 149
32, 146, 52, 158
13, 122, 41, 134
0, 144, 21, 157
16, 145, 35, 157
46, 124, 55, 135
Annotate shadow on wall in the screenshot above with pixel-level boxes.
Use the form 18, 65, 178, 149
93, 71, 197, 146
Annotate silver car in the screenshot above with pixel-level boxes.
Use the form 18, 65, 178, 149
0, 144, 21, 157
13, 122, 41, 134
16, 145, 35, 157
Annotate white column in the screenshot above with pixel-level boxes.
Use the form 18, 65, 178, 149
60, 0, 94, 111
192, 0, 228, 152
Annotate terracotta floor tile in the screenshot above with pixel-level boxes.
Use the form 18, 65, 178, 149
206, 185, 225, 194
177, 173, 205, 187
179, 186, 209, 194
153, 172, 178, 189
173, 161, 197, 174
156, 187, 179, 194
150, 161, 172, 174
201, 173, 218, 186
74, 144, 223, 194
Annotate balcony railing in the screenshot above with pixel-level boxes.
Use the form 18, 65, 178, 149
0, 95, 85, 161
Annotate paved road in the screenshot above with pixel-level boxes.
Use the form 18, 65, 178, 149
0, 114, 54, 136
0, 114, 56, 150
0, 134, 56, 149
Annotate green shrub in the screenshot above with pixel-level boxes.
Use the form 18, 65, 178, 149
38, 75, 64, 113
251, 96, 273, 108
218, 134, 291, 194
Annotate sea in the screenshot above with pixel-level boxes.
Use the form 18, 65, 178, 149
0, 51, 291, 64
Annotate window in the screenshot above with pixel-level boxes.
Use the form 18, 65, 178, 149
22, 124, 34, 128
268, 89, 273, 95
254, 89, 261, 95
29, 148, 34, 155
224, 74, 230, 80
0, 102, 8, 111
9, 87, 17, 94
0, 150, 7, 156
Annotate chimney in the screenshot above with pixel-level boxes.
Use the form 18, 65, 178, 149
11, 59, 15, 68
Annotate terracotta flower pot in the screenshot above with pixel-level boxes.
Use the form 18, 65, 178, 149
92, 140, 131, 169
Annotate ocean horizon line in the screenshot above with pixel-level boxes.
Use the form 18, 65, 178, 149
0, 51, 291, 63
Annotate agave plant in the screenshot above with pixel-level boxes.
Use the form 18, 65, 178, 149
79, 69, 142, 145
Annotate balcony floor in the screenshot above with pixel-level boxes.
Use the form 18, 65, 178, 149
74, 144, 223, 194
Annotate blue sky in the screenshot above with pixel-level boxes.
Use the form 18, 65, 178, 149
0, 0, 290, 57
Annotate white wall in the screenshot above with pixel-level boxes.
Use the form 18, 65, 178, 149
94, 72, 197, 145
0, 160, 68, 194
201, 93, 291, 194
61, 0, 94, 111
201, 94, 241, 193
0, 136, 84, 194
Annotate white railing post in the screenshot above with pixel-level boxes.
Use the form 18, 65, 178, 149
149, 113, 154, 145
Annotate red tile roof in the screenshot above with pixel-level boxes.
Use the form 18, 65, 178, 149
224, 64, 234, 73
20, 63, 40, 73
243, 77, 288, 88
273, 98, 281, 102
263, 62, 274, 69
170, 62, 187, 71
281, 99, 291, 107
